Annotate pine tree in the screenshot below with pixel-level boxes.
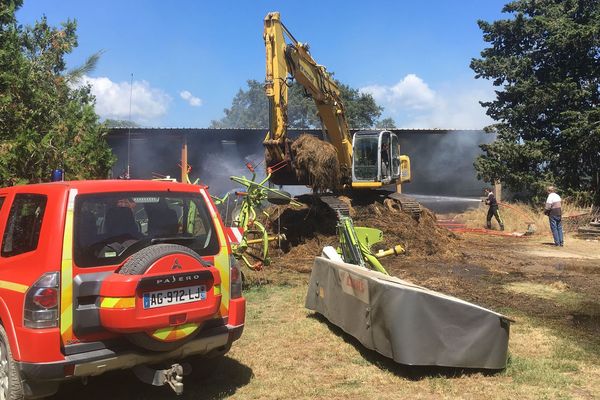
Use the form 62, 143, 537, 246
471, 0, 600, 204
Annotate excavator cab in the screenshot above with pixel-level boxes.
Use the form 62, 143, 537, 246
351, 131, 408, 188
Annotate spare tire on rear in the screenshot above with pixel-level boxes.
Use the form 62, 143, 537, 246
120, 244, 210, 352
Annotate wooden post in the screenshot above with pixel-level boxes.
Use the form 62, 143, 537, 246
181, 135, 188, 183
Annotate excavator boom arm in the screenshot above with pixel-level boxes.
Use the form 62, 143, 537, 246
263, 13, 288, 147
263, 12, 353, 172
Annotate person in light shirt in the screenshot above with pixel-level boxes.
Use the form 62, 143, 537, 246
544, 186, 563, 246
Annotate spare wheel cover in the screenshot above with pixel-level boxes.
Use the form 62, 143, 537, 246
118, 243, 218, 352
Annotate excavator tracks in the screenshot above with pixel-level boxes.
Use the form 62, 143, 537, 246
387, 192, 422, 220
319, 195, 350, 219
318, 193, 422, 221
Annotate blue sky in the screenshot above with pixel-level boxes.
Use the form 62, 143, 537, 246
17, 0, 508, 129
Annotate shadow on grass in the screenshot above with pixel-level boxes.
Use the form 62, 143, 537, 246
307, 313, 503, 381
49, 355, 253, 400
495, 290, 600, 358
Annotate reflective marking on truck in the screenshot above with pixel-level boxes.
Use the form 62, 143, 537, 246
0, 281, 28, 293
60, 189, 78, 343
225, 227, 244, 244
100, 297, 136, 309
200, 189, 230, 316
215, 251, 230, 316
150, 322, 199, 341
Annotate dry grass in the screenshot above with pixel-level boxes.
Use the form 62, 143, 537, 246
228, 285, 600, 400
51, 283, 600, 399
457, 202, 591, 235
505, 281, 585, 309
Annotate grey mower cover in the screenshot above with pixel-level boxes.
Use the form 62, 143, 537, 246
305, 257, 511, 369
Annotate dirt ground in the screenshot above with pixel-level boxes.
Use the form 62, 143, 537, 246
261, 198, 600, 345
264, 195, 460, 272
260, 234, 600, 338
384, 233, 600, 341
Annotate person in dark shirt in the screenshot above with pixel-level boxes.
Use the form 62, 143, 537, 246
381, 142, 390, 178
484, 188, 504, 231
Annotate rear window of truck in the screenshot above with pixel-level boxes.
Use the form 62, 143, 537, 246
73, 192, 219, 267
2, 194, 47, 257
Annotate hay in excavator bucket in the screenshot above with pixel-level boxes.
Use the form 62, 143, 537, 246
290, 134, 341, 193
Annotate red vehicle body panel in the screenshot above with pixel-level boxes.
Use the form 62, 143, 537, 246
99, 254, 222, 333
0, 180, 244, 369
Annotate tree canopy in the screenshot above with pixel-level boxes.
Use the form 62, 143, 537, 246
0, 0, 114, 186
471, 0, 600, 204
210, 79, 393, 130
104, 119, 140, 128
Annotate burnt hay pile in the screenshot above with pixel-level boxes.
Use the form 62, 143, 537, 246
264, 196, 458, 272
290, 134, 341, 193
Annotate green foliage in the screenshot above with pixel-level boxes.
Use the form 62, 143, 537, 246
0, 1, 113, 186
0, 0, 21, 27
210, 80, 268, 129
287, 81, 321, 128
65, 50, 103, 84
337, 82, 383, 129
375, 117, 397, 129
210, 79, 386, 129
104, 119, 140, 128
471, 0, 600, 205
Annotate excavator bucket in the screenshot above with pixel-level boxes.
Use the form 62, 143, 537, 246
306, 256, 511, 369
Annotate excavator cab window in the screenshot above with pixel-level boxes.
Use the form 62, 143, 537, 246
391, 134, 401, 179
380, 133, 391, 181
352, 134, 379, 181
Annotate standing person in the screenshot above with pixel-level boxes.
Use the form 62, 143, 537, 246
381, 142, 390, 178
545, 186, 563, 246
484, 187, 504, 230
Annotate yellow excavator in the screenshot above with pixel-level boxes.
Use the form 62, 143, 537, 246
262, 12, 419, 216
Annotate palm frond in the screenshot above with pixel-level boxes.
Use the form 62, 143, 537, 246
65, 50, 105, 83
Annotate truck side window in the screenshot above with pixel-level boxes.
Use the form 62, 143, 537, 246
2, 194, 47, 257
0, 197, 5, 211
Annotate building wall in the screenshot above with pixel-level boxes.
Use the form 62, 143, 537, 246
107, 128, 493, 197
